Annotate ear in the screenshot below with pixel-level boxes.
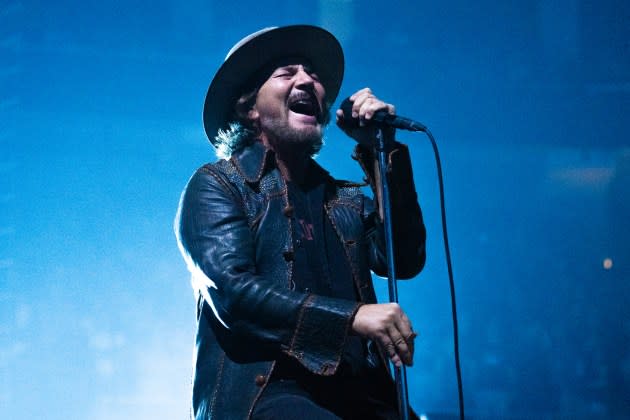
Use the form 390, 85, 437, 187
247, 108, 259, 121
245, 107, 261, 133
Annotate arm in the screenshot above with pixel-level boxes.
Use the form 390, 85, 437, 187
336, 87, 427, 367
337, 87, 426, 279
176, 165, 361, 374
355, 141, 426, 279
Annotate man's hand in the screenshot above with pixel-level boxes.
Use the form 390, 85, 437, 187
335, 87, 396, 147
351, 303, 417, 367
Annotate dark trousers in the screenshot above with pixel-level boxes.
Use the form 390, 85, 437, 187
252, 364, 401, 420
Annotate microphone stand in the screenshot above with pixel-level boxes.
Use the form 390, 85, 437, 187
375, 127, 410, 420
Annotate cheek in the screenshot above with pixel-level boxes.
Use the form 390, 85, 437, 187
253, 101, 274, 121
316, 85, 327, 106
256, 89, 287, 117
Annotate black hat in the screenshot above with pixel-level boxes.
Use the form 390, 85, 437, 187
203, 25, 344, 145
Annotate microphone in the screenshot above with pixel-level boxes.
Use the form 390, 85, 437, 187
340, 97, 427, 132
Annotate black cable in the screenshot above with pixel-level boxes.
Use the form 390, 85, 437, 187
422, 128, 465, 420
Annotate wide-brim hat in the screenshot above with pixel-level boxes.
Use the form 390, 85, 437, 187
203, 25, 344, 145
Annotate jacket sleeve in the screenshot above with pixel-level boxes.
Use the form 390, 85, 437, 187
354, 142, 427, 279
176, 165, 361, 375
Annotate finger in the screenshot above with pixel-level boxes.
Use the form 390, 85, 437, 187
404, 324, 418, 352
405, 332, 416, 362
351, 91, 374, 118
389, 329, 413, 366
386, 320, 411, 363
391, 354, 402, 368
393, 335, 411, 358
351, 88, 377, 110
355, 95, 392, 120
395, 311, 414, 340
349, 87, 372, 102
335, 108, 344, 124
397, 332, 418, 347
362, 99, 390, 120
335, 108, 357, 133
383, 340, 402, 367
392, 311, 416, 364
358, 97, 379, 120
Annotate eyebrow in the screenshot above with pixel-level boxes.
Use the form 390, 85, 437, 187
270, 56, 316, 72
273, 65, 319, 80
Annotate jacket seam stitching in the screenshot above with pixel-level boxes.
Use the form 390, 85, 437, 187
279, 182, 295, 291
247, 362, 276, 420
199, 164, 243, 206
327, 199, 362, 214
288, 293, 315, 357
325, 202, 367, 302
229, 147, 270, 183
209, 352, 226, 416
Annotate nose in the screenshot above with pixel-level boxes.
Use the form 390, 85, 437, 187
294, 66, 316, 89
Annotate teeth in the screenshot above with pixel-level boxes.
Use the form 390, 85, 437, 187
290, 99, 316, 116
289, 92, 319, 115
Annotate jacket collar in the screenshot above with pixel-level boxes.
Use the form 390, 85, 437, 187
230, 140, 334, 187
230, 141, 276, 183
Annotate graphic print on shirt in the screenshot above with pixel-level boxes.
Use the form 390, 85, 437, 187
298, 219, 315, 241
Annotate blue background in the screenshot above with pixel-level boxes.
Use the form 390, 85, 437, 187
1, 0, 628, 419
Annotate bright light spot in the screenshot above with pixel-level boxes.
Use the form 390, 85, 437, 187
15, 304, 31, 328
95, 358, 115, 377
603, 258, 613, 270
420, 415, 429, 420
89, 332, 125, 351
0, 258, 13, 269
0, 342, 26, 369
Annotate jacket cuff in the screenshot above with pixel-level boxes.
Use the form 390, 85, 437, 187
352, 141, 413, 192
286, 295, 362, 375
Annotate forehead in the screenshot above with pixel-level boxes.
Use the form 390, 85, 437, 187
266, 56, 315, 72
238, 56, 321, 97
254, 56, 317, 83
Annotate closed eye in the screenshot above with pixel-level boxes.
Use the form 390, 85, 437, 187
273, 70, 295, 77
272, 66, 297, 78
272, 65, 319, 81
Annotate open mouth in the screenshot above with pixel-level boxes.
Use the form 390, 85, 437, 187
288, 93, 320, 120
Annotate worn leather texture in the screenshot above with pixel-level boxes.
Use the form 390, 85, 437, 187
176, 140, 426, 419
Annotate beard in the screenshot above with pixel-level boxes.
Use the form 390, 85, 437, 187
259, 115, 323, 156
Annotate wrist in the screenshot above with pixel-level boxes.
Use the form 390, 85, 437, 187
349, 303, 365, 336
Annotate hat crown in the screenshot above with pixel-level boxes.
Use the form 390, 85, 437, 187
203, 25, 344, 146
225, 27, 276, 60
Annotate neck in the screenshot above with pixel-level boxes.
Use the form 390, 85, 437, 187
275, 147, 310, 184
259, 135, 311, 184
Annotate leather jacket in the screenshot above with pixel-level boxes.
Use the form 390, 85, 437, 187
176, 140, 426, 419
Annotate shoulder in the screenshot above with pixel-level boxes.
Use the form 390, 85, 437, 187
323, 178, 367, 216
181, 159, 243, 206
195, 158, 233, 177
190, 158, 245, 187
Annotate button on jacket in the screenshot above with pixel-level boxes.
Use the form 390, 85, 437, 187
176, 140, 426, 419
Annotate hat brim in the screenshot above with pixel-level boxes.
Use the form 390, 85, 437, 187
203, 25, 344, 145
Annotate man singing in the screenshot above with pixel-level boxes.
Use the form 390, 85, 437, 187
176, 25, 426, 419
